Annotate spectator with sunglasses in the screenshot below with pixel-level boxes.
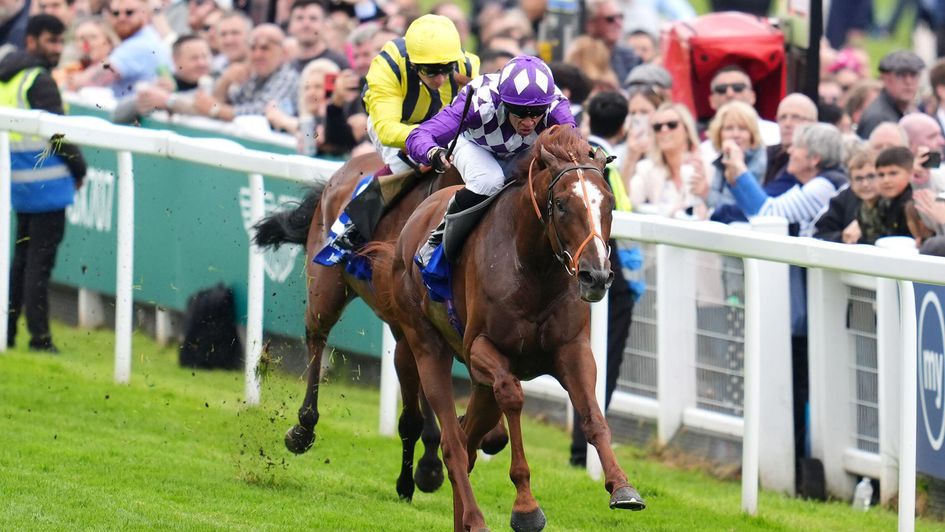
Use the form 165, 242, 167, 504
629, 102, 708, 219
700, 65, 779, 160
405, 55, 575, 267
68, 0, 171, 98
584, 0, 640, 83
319, 14, 478, 255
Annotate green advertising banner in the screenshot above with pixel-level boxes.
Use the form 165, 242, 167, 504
54, 104, 383, 357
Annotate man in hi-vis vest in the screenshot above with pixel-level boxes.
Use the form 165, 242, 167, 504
1, 14, 86, 353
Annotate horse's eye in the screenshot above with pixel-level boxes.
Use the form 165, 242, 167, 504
554, 198, 567, 213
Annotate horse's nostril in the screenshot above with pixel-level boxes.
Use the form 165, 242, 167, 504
579, 269, 611, 288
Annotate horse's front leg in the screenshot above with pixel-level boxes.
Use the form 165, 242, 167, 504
469, 336, 546, 532
554, 341, 646, 511
285, 265, 351, 454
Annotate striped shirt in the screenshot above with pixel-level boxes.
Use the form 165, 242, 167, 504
730, 171, 839, 237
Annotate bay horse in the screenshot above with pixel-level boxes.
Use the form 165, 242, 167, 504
253, 153, 508, 501
373, 126, 646, 531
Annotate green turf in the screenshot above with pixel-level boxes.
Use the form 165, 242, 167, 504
1, 322, 943, 530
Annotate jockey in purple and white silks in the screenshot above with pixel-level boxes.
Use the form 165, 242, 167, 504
406, 55, 575, 267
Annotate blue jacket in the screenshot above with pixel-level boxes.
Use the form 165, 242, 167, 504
0, 49, 85, 213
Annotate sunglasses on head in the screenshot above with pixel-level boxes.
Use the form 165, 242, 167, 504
415, 63, 455, 77
506, 103, 548, 118
652, 120, 680, 132
711, 82, 748, 95
110, 8, 137, 17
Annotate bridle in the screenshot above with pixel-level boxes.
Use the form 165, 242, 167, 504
527, 153, 609, 276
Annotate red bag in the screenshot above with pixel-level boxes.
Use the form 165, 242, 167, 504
662, 12, 786, 121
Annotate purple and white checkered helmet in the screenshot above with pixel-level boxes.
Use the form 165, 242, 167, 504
497, 55, 556, 107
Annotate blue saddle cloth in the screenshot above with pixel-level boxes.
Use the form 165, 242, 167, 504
312, 174, 375, 281
415, 239, 464, 336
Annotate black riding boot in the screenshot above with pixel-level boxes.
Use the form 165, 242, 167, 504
415, 198, 457, 268
335, 174, 387, 251
415, 188, 489, 268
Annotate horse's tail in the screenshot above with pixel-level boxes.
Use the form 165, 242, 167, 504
253, 187, 322, 249
360, 241, 397, 313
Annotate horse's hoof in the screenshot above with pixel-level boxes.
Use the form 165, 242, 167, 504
479, 431, 509, 455
414, 455, 444, 493
609, 486, 646, 511
396, 472, 415, 502
284, 424, 315, 455
510, 508, 546, 532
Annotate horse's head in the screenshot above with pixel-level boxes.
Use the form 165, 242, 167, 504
527, 126, 615, 302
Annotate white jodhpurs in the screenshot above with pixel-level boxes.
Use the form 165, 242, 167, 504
451, 135, 518, 196
366, 117, 414, 174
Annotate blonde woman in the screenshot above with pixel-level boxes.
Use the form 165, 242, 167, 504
629, 102, 709, 219
692, 101, 767, 211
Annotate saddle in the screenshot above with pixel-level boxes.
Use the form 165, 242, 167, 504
441, 181, 513, 260
346, 166, 427, 241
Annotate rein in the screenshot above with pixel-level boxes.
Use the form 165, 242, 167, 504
527, 154, 608, 276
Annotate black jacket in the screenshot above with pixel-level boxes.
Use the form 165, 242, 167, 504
764, 144, 790, 185
0, 48, 86, 181
857, 89, 906, 140
813, 186, 861, 243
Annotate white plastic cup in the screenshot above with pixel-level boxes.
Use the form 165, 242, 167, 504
680, 163, 698, 207
299, 116, 316, 156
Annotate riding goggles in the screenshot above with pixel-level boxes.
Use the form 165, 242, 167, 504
415, 62, 456, 77
505, 103, 549, 119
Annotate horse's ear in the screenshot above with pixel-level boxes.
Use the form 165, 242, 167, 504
539, 145, 556, 169
592, 146, 609, 166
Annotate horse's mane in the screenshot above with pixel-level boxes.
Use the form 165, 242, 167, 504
512, 125, 594, 183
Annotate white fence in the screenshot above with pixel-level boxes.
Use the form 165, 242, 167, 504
0, 108, 341, 405
2, 110, 943, 529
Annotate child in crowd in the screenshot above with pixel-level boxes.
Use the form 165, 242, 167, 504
858, 146, 918, 244
844, 151, 881, 243
814, 149, 876, 243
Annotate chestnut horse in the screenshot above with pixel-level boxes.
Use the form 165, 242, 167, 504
254, 153, 507, 501
372, 126, 646, 531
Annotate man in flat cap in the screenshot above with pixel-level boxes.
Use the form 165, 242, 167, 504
623, 63, 672, 96
857, 50, 925, 139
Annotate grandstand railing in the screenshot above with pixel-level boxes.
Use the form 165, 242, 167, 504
0, 109, 941, 529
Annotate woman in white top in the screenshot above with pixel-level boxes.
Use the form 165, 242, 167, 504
629, 102, 710, 218
618, 85, 664, 185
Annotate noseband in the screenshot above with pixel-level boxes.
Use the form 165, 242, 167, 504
527, 154, 609, 276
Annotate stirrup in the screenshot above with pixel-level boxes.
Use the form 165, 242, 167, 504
334, 220, 364, 251
415, 226, 444, 269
